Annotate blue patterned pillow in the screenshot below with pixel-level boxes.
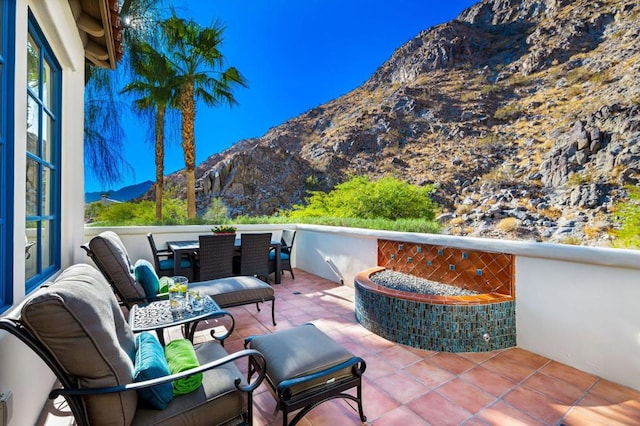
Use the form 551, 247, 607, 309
134, 259, 160, 298
133, 332, 173, 409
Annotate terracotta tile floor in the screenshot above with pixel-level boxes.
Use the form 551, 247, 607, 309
40, 269, 640, 425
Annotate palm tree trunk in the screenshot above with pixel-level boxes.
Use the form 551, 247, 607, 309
155, 105, 166, 220
180, 82, 197, 218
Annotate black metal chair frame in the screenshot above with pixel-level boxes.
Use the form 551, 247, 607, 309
270, 230, 296, 280
147, 233, 194, 281
0, 293, 266, 426
245, 338, 367, 426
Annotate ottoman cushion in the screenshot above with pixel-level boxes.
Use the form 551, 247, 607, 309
246, 324, 355, 399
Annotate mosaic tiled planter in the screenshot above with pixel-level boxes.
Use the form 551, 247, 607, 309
354, 239, 518, 352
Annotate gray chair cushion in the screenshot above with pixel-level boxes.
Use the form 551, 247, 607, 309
89, 231, 147, 302
21, 264, 138, 425
190, 276, 274, 308
132, 342, 247, 426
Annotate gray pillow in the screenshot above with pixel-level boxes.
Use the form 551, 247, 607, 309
89, 231, 147, 302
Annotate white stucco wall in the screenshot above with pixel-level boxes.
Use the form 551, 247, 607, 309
0, 1, 86, 425
516, 256, 640, 390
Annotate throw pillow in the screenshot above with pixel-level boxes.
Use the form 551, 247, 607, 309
133, 332, 173, 409
134, 259, 160, 298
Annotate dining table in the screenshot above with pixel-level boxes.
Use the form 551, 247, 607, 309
167, 237, 282, 284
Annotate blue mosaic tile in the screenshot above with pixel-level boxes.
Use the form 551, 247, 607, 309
427, 260, 432, 266
476, 269, 483, 276
390, 254, 395, 260
416, 246, 422, 253
398, 244, 403, 250
437, 249, 443, 256
355, 282, 516, 353
462, 252, 469, 259
407, 257, 413, 263
449, 264, 455, 271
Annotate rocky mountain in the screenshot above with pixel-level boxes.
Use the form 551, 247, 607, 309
86, 180, 153, 203
161, 0, 640, 246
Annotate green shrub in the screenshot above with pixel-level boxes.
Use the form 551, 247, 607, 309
202, 197, 229, 222
613, 186, 640, 248
288, 175, 438, 221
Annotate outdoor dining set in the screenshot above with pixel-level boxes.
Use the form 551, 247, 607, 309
147, 231, 296, 285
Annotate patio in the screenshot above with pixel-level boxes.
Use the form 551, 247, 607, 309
39, 268, 640, 425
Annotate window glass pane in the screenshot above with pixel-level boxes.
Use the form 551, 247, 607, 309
26, 94, 39, 154
25, 157, 38, 216
42, 220, 52, 268
25, 222, 37, 280
27, 34, 39, 91
43, 112, 52, 162
43, 58, 51, 108
41, 166, 50, 216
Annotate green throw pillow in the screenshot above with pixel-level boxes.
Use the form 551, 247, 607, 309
134, 259, 160, 298
133, 332, 173, 410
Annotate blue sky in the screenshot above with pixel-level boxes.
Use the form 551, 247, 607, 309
85, 0, 478, 193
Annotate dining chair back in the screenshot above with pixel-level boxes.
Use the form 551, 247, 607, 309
239, 233, 272, 283
198, 234, 236, 281
147, 233, 194, 281
270, 229, 296, 279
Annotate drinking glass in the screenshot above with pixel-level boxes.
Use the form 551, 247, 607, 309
189, 290, 203, 312
168, 276, 188, 317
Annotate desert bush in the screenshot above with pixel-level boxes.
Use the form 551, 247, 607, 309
496, 217, 520, 232
202, 197, 229, 222
494, 103, 523, 120
482, 164, 519, 186
455, 204, 473, 215
541, 206, 563, 221
561, 235, 582, 245
566, 172, 594, 187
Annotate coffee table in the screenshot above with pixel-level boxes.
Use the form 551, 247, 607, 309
129, 295, 234, 346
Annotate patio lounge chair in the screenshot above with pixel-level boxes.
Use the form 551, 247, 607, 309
0, 263, 266, 426
82, 231, 276, 326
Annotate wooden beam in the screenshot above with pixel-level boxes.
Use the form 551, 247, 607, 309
76, 12, 104, 37
85, 40, 109, 61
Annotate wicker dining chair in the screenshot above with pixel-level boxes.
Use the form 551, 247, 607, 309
197, 234, 236, 281
238, 233, 272, 283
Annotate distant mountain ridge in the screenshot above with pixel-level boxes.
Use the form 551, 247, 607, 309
155, 0, 640, 246
85, 180, 153, 203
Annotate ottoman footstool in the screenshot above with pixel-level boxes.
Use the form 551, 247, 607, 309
245, 323, 367, 426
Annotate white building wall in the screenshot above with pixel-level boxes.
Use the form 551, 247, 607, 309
0, 1, 86, 425
516, 256, 640, 390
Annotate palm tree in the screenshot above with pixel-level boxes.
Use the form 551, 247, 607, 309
161, 13, 247, 218
121, 43, 176, 220
84, 0, 169, 190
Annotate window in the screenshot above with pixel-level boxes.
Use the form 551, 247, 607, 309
25, 13, 61, 292
0, 0, 15, 310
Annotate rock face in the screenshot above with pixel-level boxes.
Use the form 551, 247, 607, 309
159, 0, 640, 246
